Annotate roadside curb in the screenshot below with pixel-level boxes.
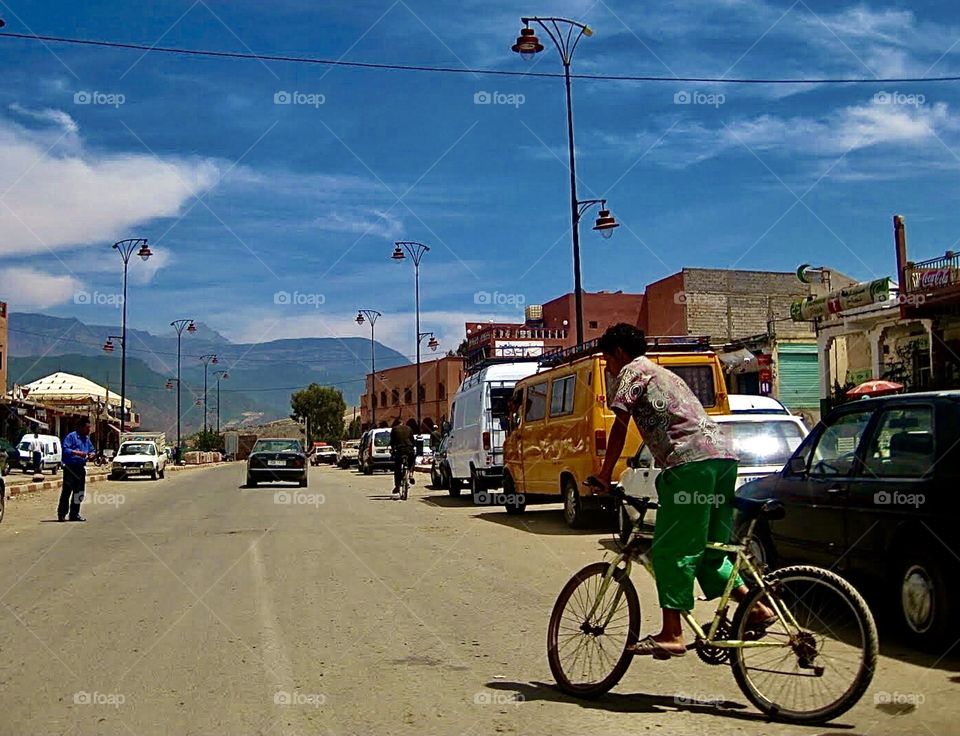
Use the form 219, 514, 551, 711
3, 461, 236, 500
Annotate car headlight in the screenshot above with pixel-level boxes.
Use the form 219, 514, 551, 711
145, 461, 155, 468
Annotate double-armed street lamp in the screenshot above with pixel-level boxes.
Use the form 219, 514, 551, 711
112, 238, 152, 430
356, 309, 382, 428
199, 354, 219, 433
511, 17, 620, 344
213, 369, 229, 435
169, 319, 196, 453
392, 241, 431, 428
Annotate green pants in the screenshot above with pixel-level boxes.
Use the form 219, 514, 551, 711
652, 458, 742, 612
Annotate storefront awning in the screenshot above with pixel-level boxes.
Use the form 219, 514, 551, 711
23, 415, 50, 431
719, 347, 759, 374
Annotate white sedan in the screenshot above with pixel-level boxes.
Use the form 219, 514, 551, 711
616, 413, 809, 540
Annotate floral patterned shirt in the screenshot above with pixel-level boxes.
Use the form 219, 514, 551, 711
609, 356, 734, 469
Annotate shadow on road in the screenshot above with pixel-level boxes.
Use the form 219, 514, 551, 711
419, 493, 473, 508
485, 681, 855, 728
473, 508, 609, 536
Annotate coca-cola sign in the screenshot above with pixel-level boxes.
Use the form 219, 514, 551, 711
911, 268, 954, 291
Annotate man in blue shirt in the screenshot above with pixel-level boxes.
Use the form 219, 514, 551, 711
59, 417, 95, 522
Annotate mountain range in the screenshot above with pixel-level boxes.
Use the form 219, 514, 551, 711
7, 313, 409, 433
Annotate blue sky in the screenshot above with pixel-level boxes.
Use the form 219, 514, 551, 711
1, 0, 960, 356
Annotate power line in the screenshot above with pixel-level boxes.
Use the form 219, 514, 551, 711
3, 30, 960, 84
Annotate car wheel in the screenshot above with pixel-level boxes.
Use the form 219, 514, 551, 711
563, 477, 586, 528
0, 490, 4, 524
52, 463, 59, 475
109, 472, 119, 481
447, 467, 462, 497
151, 469, 159, 480
299, 478, 308, 488
363, 460, 373, 476
503, 474, 525, 515
159, 467, 165, 479
469, 468, 485, 500
247, 475, 257, 488
897, 550, 952, 649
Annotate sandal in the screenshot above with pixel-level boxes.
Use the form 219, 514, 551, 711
744, 613, 779, 641
627, 635, 687, 660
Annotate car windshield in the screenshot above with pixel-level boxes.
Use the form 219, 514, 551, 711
344, 440, 360, 449
119, 443, 155, 456
18, 441, 30, 451
720, 421, 806, 467
374, 432, 391, 447
490, 386, 514, 420
253, 440, 302, 453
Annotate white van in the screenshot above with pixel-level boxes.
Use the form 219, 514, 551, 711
447, 362, 540, 496
15, 433, 62, 475
360, 427, 394, 475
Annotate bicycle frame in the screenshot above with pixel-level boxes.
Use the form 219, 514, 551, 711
585, 502, 802, 651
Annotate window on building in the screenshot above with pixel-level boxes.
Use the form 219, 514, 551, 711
392, 388, 400, 405
371, 395, 378, 409
588, 320, 599, 329
380, 391, 387, 407
438, 383, 446, 400
418, 384, 425, 401
404, 387, 413, 404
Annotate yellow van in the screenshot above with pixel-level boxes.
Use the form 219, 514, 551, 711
501, 337, 729, 527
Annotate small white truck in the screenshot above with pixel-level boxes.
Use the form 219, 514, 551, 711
111, 432, 167, 480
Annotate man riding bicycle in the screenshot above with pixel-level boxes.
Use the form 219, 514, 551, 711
592, 324, 774, 659
389, 418, 416, 499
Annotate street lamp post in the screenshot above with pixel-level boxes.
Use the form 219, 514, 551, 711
511, 18, 619, 344
169, 319, 196, 455
112, 238, 152, 431
392, 241, 430, 428
199, 354, 219, 433
102, 335, 123, 430
213, 370, 229, 435
356, 309, 382, 428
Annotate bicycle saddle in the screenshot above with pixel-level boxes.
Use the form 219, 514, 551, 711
732, 496, 785, 521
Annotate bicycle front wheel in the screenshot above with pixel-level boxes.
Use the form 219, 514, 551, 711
730, 565, 878, 725
547, 561, 641, 698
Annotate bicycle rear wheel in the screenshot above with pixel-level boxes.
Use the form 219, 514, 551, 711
547, 562, 640, 698
401, 462, 409, 500
730, 565, 878, 725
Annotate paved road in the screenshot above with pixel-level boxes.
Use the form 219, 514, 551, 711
0, 464, 956, 735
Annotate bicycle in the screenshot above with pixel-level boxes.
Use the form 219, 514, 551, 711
546, 483, 878, 725
395, 452, 413, 501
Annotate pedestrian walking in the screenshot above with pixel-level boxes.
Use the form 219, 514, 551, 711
58, 417, 95, 522
29, 432, 43, 474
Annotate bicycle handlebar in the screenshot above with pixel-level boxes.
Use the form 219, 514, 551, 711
583, 477, 658, 514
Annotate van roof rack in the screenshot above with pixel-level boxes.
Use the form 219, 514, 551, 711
464, 346, 544, 374
538, 335, 714, 368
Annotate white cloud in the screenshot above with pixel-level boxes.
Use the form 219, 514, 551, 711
0, 111, 219, 258
0, 267, 82, 309
608, 98, 958, 171
313, 208, 404, 241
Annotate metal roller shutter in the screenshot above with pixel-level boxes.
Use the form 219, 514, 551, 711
777, 343, 820, 410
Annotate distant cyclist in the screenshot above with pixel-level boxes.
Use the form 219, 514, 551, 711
389, 419, 416, 499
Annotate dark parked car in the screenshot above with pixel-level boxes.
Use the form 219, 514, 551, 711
737, 390, 960, 648
430, 434, 452, 490
0, 438, 15, 476
246, 438, 307, 487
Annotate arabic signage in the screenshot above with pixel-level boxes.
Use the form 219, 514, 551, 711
790, 278, 890, 322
